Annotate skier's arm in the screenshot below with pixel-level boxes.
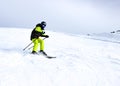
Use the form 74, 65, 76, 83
35, 27, 49, 38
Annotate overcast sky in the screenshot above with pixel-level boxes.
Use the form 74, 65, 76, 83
0, 0, 120, 34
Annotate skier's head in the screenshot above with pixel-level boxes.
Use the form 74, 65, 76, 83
41, 21, 46, 29
36, 21, 46, 30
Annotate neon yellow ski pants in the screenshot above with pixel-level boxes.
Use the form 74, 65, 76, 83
32, 38, 44, 52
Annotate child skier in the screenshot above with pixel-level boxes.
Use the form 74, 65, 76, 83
30, 21, 49, 55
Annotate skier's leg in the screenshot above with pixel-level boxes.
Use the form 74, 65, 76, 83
32, 39, 39, 52
38, 38, 47, 55
38, 38, 44, 51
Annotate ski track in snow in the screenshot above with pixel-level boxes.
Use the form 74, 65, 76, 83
0, 28, 120, 86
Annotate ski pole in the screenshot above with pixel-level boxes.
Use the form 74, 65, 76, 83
23, 41, 33, 51
27, 37, 47, 50
28, 46, 33, 50
43, 37, 46, 40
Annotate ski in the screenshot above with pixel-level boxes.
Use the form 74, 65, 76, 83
38, 51, 56, 59
27, 51, 56, 59
46, 56, 56, 59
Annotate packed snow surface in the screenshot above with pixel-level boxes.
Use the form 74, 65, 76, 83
0, 28, 120, 86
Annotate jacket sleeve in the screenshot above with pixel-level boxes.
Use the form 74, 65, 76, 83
35, 27, 46, 37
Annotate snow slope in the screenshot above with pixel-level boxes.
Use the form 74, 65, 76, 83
0, 28, 120, 86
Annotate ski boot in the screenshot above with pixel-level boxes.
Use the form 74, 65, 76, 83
39, 50, 47, 56
31, 51, 38, 54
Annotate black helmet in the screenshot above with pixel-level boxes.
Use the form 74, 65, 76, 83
36, 21, 46, 30
41, 21, 46, 28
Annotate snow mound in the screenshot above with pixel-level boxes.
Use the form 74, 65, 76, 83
86, 32, 120, 44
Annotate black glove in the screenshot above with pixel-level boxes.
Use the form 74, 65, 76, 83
45, 35, 49, 38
